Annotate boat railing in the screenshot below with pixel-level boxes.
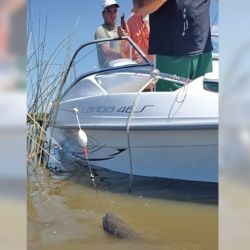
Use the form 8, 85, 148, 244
60, 37, 153, 96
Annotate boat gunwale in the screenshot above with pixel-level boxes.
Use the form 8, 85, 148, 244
52, 120, 218, 131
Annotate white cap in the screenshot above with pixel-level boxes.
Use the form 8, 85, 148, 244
102, 0, 119, 11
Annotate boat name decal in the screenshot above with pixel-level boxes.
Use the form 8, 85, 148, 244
81, 105, 154, 114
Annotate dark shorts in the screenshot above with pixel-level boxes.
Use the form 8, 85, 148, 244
156, 52, 213, 91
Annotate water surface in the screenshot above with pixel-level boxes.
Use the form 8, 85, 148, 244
28, 164, 218, 250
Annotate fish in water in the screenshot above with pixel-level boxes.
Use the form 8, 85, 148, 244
102, 212, 139, 239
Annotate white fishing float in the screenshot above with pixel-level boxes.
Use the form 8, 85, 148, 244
78, 129, 88, 147
72, 108, 94, 186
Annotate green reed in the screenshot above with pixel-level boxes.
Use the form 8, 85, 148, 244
27, 12, 78, 169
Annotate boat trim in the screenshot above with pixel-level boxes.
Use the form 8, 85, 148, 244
53, 121, 218, 131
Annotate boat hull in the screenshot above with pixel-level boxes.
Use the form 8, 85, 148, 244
50, 63, 218, 183
51, 125, 218, 183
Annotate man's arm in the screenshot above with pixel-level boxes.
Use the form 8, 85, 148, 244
95, 27, 122, 60
132, 0, 167, 17
100, 43, 122, 60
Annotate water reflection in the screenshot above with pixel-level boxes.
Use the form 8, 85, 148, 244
54, 161, 218, 205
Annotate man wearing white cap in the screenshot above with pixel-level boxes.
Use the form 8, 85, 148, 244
95, 0, 128, 67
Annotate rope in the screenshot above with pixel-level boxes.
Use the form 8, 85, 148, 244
126, 70, 159, 193
126, 91, 140, 193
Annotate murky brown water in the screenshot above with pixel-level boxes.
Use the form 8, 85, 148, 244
28, 164, 218, 250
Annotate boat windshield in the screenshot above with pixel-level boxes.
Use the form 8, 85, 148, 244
62, 37, 151, 95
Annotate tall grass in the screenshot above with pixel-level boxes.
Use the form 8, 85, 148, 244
27, 11, 78, 168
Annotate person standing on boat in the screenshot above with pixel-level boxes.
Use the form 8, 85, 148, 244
95, 0, 128, 67
132, 0, 213, 91
127, 13, 154, 63
125, 13, 154, 91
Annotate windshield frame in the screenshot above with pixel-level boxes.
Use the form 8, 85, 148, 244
61, 36, 153, 96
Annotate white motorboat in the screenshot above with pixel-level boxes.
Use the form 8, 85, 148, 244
49, 35, 218, 183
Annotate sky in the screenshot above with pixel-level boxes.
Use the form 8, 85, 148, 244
28, 0, 219, 64
27, 0, 133, 59
220, 0, 250, 81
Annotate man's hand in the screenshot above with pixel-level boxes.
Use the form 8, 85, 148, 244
117, 26, 129, 37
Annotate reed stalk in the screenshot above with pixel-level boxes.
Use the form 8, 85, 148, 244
27, 8, 78, 169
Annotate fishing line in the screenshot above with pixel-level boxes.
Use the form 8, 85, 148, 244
73, 108, 138, 233
73, 108, 105, 212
